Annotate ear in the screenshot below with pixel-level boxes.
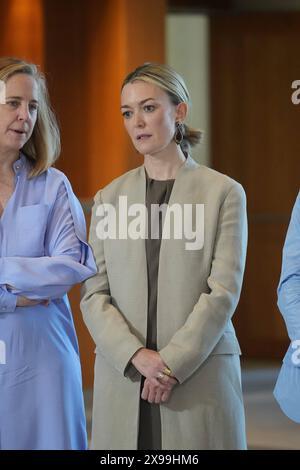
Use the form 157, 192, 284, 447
175, 102, 188, 122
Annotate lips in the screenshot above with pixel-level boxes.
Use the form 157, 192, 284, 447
10, 129, 27, 135
136, 134, 152, 140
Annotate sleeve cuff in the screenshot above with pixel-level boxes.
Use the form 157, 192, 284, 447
124, 347, 144, 379
0, 288, 17, 313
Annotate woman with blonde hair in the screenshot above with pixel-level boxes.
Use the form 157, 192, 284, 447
81, 63, 247, 450
0, 57, 96, 449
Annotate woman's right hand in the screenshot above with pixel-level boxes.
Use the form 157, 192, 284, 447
16, 296, 49, 307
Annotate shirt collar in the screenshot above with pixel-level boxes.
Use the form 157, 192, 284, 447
13, 152, 29, 175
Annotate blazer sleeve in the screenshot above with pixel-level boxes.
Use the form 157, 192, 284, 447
277, 191, 300, 341
159, 182, 248, 383
80, 191, 144, 376
0, 178, 97, 299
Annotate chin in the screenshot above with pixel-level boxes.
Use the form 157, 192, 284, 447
136, 144, 163, 156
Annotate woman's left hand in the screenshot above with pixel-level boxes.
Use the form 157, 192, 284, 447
141, 376, 178, 404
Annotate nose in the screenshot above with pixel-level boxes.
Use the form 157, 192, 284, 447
17, 103, 30, 121
133, 110, 145, 128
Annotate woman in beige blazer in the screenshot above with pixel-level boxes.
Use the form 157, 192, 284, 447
81, 63, 248, 450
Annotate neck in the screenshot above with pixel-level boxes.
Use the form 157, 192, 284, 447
0, 149, 19, 174
144, 144, 186, 180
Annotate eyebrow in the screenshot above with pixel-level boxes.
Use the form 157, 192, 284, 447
120, 97, 155, 109
6, 96, 39, 103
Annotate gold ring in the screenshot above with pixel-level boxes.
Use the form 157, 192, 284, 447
163, 366, 172, 376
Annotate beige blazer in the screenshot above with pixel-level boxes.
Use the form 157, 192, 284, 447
81, 156, 248, 449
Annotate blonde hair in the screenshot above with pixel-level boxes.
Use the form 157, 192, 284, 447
0, 57, 60, 177
122, 63, 202, 153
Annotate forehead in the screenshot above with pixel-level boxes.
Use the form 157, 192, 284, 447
5, 73, 38, 99
121, 80, 169, 105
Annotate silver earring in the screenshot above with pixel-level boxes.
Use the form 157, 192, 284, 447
174, 122, 184, 145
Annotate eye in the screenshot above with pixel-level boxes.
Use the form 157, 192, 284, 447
122, 110, 132, 119
29, 103, 38, 113
144, 105, 155, 112
6, 100, 19, 108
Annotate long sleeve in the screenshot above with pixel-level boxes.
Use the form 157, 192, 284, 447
159, 183, 248, 383
0, 180, 97, 300
80, 191, 144, 375
0, 285, 17, 313
277, 191, 300, 341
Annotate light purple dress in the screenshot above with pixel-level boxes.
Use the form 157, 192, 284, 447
0, 154, 97, 449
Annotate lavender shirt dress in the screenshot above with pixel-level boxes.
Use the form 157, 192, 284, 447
0, 154, 96, 449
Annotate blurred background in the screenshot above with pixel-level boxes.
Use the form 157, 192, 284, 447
1, 0, 300, 449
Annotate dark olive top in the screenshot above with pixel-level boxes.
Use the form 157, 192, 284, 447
138, 170, 175, 450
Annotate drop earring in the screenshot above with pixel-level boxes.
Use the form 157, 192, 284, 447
174, 122, 184, 145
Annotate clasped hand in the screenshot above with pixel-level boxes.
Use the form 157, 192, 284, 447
5, 285, 49, 307
131, 348, 178, 404
16, 296, 49, 307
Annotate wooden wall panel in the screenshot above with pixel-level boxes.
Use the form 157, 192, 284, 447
43, 0, 88, 196
44, 0, 166, 197
85, 0, 166, 195
210, 13, 300, 358
0, 0, 44, 63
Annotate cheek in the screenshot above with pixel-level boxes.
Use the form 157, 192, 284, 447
157, 114, 175, 136
0, 110, 10, 126
26, 117, 37, 140
31, 113, 38, 127
26, 116, 38, 137
124, 120, 134, 138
